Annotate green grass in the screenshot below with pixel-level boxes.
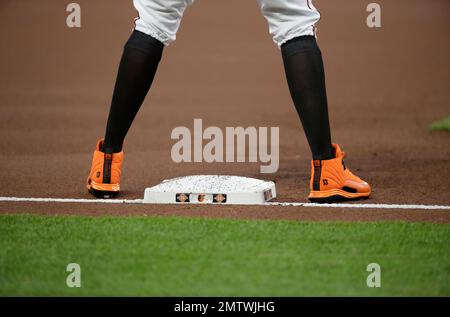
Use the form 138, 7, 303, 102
430, 116, 450, 131
0, 215, 449, 296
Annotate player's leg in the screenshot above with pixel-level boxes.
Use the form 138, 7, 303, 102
258, 0, 331, 160
104, 0, 194, 153
102, 30, 163, 155
258, 0, 371, 202
87, 0, 194, 198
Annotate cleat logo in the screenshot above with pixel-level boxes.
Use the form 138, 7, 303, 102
323, 179, 328, 185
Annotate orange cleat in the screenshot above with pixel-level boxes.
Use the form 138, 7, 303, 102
308, 143, 371, 203
86, 139, 123, 198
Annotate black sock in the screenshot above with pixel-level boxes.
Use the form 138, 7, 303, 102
281, 36, 334, 160
103, 30, 164, 153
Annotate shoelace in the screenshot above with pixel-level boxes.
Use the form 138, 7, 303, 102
340, 151, 347, 170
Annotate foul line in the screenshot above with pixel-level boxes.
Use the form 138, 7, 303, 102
266, 202, 450, 210
0, 197, 144, 204
0, 196, 449, 210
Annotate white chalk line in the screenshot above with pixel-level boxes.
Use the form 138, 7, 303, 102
267, 202, 450, 210
0, 197, 144, 204
0, 196, 449, 210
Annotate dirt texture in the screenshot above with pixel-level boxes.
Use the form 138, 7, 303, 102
0, 0, 449, 222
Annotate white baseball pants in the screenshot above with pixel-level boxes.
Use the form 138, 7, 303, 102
133, 0, 320, 47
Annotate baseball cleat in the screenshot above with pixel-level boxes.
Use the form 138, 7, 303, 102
308, 143, 371, 203
86, 139, 123, 198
